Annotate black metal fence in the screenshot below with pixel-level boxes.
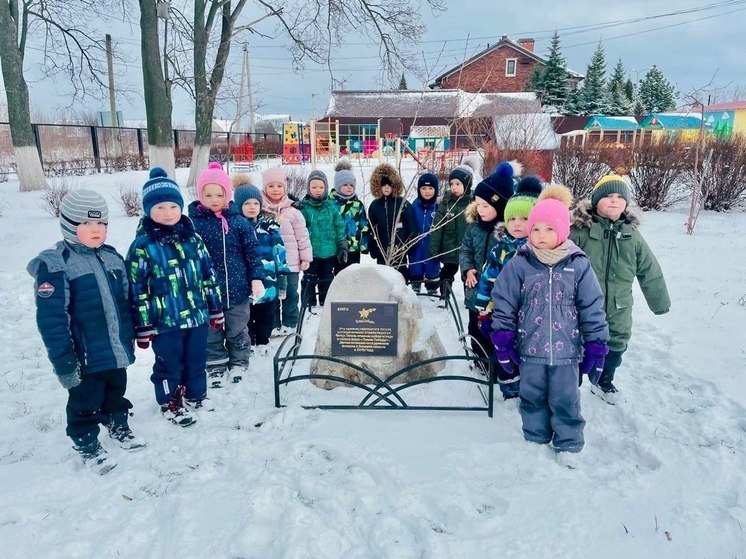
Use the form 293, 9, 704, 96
0, 122, 282, 176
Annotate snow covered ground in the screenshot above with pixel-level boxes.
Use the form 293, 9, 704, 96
1, 160, 745, 558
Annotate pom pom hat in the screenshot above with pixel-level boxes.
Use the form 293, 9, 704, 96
60, 189, 109, 244
333, 160, 356, 192
526, 184, 574, 245
142, 167, 183, 216
503, 176, 543, 223
591, 174, 631, 209
473, 161, 518, 222
196, 161, 231, 205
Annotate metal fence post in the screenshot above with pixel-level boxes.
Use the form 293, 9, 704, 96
90, 126, 101, 173
136, 128, 144, 158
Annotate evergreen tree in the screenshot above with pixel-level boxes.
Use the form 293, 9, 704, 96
563, 89, 581, 116
575, 42, 611, 115
398, 73, 408, 90
633, 97, 646, 117
624, 78, 635, 104
638, 65, 677, 112
532, 31, 569, 111
608, 58, 632, 115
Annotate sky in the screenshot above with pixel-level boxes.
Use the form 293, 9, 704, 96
8, 0, 746, 126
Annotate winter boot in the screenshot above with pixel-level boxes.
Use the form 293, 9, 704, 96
75, 440, 117, 475
108, 425, 147, 451
410, 281, 422, 294
161, 398, 197, 427
185, 397, 215, 413
208, 369, 227, 389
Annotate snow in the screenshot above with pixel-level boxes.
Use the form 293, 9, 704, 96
1, 159, 745, 558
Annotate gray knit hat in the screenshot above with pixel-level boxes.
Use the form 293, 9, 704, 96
334, 169, 356, 191
591, 174, 631, 209
60, 189, 109, 244
307, 170, 329, 199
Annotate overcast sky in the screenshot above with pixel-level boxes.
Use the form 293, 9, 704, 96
10, 0, 745, 126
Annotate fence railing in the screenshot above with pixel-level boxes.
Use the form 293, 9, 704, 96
0, 122, 281, 176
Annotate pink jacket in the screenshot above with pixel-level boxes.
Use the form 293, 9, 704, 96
262, 195, 313, 272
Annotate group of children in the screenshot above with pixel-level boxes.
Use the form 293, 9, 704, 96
29, 157, 670, 472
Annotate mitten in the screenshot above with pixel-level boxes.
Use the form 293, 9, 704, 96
490, 330, 521, 375
478, 312, 493, 337
579, 341, 609, 385
337, 249, 348, 265
251, 279, 265, 301
58, 367, 81, 390
209, 309, 225, 331
136, 326, 155, 350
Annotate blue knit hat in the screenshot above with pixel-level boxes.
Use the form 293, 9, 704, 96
234, 183, 263, 213
142, 167, 183, 217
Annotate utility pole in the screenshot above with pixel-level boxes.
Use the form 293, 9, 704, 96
105, 34, 121, 157
246, 44, 256, 135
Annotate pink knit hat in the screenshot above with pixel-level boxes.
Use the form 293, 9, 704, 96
262, 167, 287, 190
526, 185, 574, 245
196, 162, 231, 205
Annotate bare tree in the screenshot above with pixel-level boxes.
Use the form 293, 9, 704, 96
553, 143, 610, 201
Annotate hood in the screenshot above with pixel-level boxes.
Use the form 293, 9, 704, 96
571, 199, 641, 230
465, 200, 479, 223
262, 194, 294, 213
370, 163, 405, 198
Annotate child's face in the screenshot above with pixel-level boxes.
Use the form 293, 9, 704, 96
596, 193, 627, 222
150, 202, 182, 226
308, 179, 326, 198
265, 182, 285, 202
76, 221, 107, 248
449, 179, 465, 197
339, 183, 355, 197
475, 196, 497, 221
202, 184, 227, 212
529, 222, 559, 249
506, 216, 528, 238
419, 186, 435, 201
381, 184, 393, 196
242, 199, 261, 219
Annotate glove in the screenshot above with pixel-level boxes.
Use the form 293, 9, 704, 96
209, 309, 225, 331
136, 326, 155, 350
337, 249, 348, 265
251, 279, 265, 301
490, 330, 521, 375
579, 341, 609, 385
478, 312, 492, 337
300, 261, 310, 272
58, 368, 81, 390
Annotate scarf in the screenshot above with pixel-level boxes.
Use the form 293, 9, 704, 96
529, 240, 572, 267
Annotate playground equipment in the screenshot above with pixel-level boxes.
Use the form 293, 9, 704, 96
310, 119, 340, 168
282, 122, 311, 165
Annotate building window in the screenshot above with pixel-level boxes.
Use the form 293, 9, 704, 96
505, 58, 517, 77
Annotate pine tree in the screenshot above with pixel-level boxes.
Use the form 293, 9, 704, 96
398, 73, 408, 90
532, 31, 569, 111
575, 42, 611, 115
607, 59, 632, 115
638, 65, 677, 112
624, 78, 635, 104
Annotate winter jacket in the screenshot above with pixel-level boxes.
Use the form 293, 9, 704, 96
126, 215, 222, 334
428, 190, 472, 264
248, 211, 290, 304
188, 201, 262, 308
409, 197, 439, 270
329, 189, 369, 254
300, 196, 347, 259
27, 241, 136, 380
474, 224, 527, 311
459, 202, 499, 311
491, 243, 609, 365
262, 194, 313, 272
569, 200, 670, 352
368, 163, 416, 263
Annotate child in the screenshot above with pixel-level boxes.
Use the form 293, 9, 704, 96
329, 160, 369, 274
28, 190, 144, 474
459, 163, 516, 363
491, 185, 609, 456
570, 174, 670, 404
299, 170, 347, 308
234, 176, 290, 355
261, 167, 313, 335
188, 162, 264, 386
474, 176, 543, 398
409, 172, 441, 295
368, 162, 416, 279
428, 160, 477, 293
127, 167, 223, 427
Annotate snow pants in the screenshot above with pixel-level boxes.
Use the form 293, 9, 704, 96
206, 301, 252, 373
151, 325, 209, 405
275, 272, 300, 329
249, 299, 277, 346
519, 362, 585, 452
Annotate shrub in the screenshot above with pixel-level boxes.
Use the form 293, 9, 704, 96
285, 166, 308, 200
552, 144, 610, 201
117, 183, 142, 217
40, 179, 75, 217
698, 136, 746, 211
627, 138, 689, 211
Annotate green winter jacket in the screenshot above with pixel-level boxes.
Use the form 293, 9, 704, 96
300, 196, 347, 259
459, 202, 499, 312
428, 190, 471, 264
569, 200, 670, 352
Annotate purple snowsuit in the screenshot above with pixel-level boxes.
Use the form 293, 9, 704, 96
491, 242, 608, 452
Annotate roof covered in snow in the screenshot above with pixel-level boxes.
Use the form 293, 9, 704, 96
492, 112, 559, 150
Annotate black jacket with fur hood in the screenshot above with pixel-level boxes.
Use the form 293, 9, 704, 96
367, 163, 415, 263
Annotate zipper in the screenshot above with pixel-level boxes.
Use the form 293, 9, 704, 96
548, 265, 554, 366
95, 248, 123, 353
604, 222, 614, 313
222, 227, 230, 308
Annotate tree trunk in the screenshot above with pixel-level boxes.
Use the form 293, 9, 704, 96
0, 2, 47, 191
139, 0, 175, 176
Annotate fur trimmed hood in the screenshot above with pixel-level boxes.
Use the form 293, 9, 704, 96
370, 163, 405, 198
571, 199, 641, 230
465, 200, 479, 223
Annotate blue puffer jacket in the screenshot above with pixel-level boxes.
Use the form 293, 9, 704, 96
249, 211, 290, 304
409, 198, 439, 270
474, 224, 526, 311
27, 241, 136, 379
491, 242, 609, 365
188, 201, 263, 308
